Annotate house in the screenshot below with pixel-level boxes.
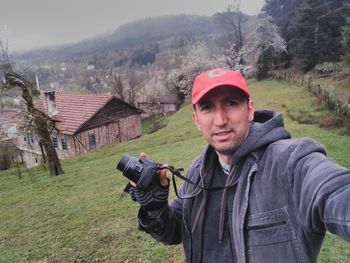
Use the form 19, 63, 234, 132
39, 91, 143, 159
137, 94, 179, 118
16, 92, 142, 167
0, 109, 20, 139
0, 109, 27, 163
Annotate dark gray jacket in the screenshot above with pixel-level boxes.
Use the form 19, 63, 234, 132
138, 110, 350, 263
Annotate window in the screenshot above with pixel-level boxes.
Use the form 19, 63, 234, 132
61, 136, 68, 150
88, 133, 96, 149
52, 135, 58, 148
24, 133, 34, 144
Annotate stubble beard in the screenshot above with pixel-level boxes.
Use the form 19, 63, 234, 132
211, 128, 250, 157
213, 144, 237, 156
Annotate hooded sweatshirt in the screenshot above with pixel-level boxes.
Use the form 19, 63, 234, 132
189, 110, 291, 262
137, 110, 350, 263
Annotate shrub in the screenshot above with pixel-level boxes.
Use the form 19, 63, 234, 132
314, 62, 341, 75
0, 140, 18, 170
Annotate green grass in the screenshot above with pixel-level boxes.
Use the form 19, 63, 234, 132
1, 79, 350, 262
141, 115, 168, 135
313, 74, 350, 98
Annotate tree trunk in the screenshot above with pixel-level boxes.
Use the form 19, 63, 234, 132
41, 138, 64, 176
31, 106, 64, 176
4, 72, 64, 176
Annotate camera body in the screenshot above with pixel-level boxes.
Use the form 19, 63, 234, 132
116, 154, 160, 191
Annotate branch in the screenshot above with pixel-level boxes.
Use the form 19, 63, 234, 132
5, 72, 27, 88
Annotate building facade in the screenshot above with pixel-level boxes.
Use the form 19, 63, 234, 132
17, 92, 142, 168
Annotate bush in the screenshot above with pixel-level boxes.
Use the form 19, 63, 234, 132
0, 141, 18, 170
314, 62, 341, 75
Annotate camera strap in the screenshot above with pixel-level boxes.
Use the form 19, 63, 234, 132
160, 165, 240, 200
158, 166, 193, 199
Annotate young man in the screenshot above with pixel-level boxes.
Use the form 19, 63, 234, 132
130, 68, 350, 263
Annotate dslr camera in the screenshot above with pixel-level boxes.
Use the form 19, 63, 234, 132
116, 154, 161, 191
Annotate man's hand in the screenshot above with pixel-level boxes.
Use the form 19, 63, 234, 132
142, 152, 169, 187
128, 152, 169, 211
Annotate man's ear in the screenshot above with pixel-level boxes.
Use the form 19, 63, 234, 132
248, 100, 254, 122
192, 111, 202, 131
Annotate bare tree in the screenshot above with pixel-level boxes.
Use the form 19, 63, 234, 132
126, 69, 142, 106
109, 71, 126, 101
214, 0, 244, 51
0, 40, 64, 176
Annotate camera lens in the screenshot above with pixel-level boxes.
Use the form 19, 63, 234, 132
116, 154, 142, 183
116, 154, 131, 172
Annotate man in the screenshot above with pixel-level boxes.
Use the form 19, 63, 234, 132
129, 68, 350, 262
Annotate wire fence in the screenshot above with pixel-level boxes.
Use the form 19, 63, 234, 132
269, 72, 350, 118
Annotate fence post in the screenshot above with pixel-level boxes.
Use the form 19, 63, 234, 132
301, 75, 304, 87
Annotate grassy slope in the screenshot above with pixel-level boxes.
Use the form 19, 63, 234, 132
312, 62, 350, 99
1, 80, 350, 262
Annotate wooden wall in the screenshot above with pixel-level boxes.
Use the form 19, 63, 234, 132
55, 114, 141, 159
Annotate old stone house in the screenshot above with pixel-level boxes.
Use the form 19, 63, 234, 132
0, 109, 20, 138
137, 94, 179, 119
17, 92, 142, 167
0, 109, 24, 169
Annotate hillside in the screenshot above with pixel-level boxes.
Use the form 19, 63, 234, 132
3, 13, 257, 102
1, 79, 350, 262
5, 1, 348, 110
15, 14, 251, 65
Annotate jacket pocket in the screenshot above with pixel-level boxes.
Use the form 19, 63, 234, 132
245, 208, 306, 263
246, 208, 292, 246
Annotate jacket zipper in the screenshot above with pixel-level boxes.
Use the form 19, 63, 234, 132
246, 220, 287, 231
237, 162, 258, 263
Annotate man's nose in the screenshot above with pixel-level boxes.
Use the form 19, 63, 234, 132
213, 107, 228, 126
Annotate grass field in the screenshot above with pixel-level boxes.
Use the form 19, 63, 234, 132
1, 79, 350, 262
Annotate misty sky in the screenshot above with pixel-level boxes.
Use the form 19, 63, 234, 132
0, 0, 265, 52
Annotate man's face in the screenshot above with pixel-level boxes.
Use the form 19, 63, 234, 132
192, 86, 254, 157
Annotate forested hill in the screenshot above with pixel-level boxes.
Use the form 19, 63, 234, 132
15, 14, 244, 65
5, 12, 258, 101
263, 0, 350, 70
8, 0, 349, 111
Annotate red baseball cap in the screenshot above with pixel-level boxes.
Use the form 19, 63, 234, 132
192, 68, 250, 105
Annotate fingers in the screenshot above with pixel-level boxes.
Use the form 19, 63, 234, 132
130, 181, 136, 187
140, 152, 148, 158
158, 168, 167, 178
159, 176, 170, 187
158, 166, 169, 187
139, 152, 169, 187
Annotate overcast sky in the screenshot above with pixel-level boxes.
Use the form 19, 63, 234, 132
0, 0, 265, 52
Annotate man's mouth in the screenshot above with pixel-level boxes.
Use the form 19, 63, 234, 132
213, 130, 233, 137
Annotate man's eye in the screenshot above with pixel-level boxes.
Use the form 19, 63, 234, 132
226, 99, 239, 106
199, 104, 211, 111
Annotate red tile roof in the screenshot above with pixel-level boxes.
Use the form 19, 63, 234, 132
36, 93, 115, 135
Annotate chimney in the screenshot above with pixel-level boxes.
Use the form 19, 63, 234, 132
35, 74, 40, 90
44, 91, 59, 116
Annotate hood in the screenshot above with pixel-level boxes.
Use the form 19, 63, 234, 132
232, 110, 291, 163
